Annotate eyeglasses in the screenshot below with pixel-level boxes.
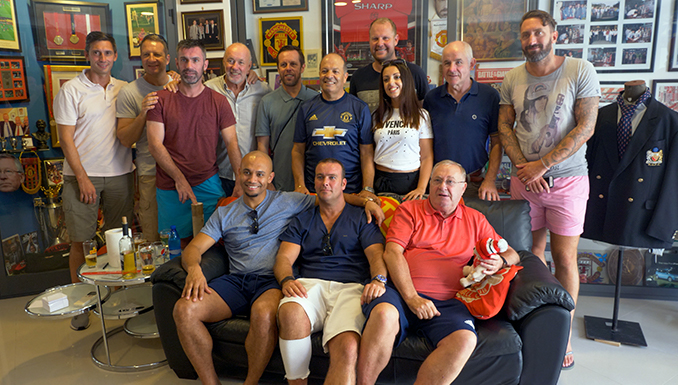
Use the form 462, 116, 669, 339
382, 58, 405, 67
140, 33, 167, 44
322, 233, 333, 256
430, 177, 466, 187
248, 210, 259, 235
0, 169, 21, 177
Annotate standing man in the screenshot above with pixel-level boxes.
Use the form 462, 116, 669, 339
292, 53, 376, 198
275, 158, 386, 385
498, 10, 600, 369
349, 18, 429, 112
116, 34, 172, 241
147, 39, 241, 243
205, 42, 271, 197
54, 32, 134, 330
424, 41, 502, 201
358, 160, 520, 385
256, 45, 318, 191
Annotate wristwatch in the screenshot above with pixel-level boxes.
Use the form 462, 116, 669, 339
363, 186, 376, 194
372, 274, 387, 284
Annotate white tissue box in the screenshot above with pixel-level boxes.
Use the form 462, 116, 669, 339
42, 292, 69, 312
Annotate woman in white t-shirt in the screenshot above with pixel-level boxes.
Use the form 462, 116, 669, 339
372, 59, 433, 200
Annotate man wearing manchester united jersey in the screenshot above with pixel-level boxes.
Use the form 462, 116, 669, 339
292, 53, 376, 198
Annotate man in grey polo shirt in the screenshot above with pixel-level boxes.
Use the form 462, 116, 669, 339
205, 42, 271, 197
256, 45, 318, 191
116, 34, 174, 241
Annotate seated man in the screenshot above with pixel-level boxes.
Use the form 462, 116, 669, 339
173, 151, 382, 385
358, 160, 521, 385
274, 158, 386, 384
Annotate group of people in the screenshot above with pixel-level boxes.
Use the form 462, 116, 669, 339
188, 19, 220, 45
52, 8, 599, 383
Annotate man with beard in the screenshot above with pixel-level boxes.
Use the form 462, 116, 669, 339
205, 43, 271, 197
147, 39, 241, 243
349, 18, 428, 113
256, 45, 318, 191
174, 151, 383, 385
498, 10, 599, 370
116, 34, 175, 242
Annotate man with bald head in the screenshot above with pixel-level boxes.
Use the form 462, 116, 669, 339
292, 53, 376, 200
424, 41, 503, 201
205, 42, 271, 196
174, 151, 384, 385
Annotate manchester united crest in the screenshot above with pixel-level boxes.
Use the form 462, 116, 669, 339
646, 147, 663, 166
260, 17, 303, 66
340, 112, 353, 123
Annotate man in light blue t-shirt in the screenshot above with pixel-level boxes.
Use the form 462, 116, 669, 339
173, 151, 383, 385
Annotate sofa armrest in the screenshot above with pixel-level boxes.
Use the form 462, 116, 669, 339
151, 244, 229, 289
504, 252, 575, 321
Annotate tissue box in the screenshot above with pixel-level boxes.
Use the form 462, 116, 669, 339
42, 292, 69, 312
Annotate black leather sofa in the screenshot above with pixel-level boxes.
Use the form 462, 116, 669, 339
151, 198, 575, 384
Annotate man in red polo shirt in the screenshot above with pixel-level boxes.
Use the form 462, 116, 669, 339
357, 160, 520, 385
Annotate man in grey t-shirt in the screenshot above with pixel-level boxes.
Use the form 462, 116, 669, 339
116, 34, 174, 241
498, 10, 600, 370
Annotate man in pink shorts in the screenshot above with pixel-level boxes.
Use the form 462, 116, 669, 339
497, 10, 600, 369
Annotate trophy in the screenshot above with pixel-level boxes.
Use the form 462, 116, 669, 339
0, 136, 6, 152
9, 136, 19, 153
34, 185, 69, 248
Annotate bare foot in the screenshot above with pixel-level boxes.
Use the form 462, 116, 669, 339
562, 341, 574, 370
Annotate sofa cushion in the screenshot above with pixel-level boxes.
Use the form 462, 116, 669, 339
464, 198, 533, 252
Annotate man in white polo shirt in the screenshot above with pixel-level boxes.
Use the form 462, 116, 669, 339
54, 32, 134, 330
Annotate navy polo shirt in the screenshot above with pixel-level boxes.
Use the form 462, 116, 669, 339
424, 79, 500, 173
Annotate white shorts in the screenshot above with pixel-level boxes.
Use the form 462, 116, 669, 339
278, 278, 365, 352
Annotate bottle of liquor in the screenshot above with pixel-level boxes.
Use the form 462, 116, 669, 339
119, 216, 136, 279
168, 225, 181, 260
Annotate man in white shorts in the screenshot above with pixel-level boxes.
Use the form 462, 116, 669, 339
274, 158, 386, 384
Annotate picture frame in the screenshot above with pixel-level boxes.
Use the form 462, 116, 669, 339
652, 79, 678, 113
460, 0, 535, 61
2, 233, 25, 276
0, 56, 29, 102
0, 0, 21, 51
265, 68, 280, 89
669, 2, 678, 71
181, 10, 225, 51
259, 16, 303, 67
133, 66, 145, 79
204, 64, 222, 83
124, 2, 161, 59
43, 157, 65, 187
551, 0, 660, 73
321, 0, 426, 75
599, 81, 625, 107
0, 107, 28, 139
43, 65, 88, 147
30, 0, 111, 62
253, 0, 308, 14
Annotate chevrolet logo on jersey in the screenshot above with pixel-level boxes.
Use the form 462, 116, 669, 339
313, 126, 348, 139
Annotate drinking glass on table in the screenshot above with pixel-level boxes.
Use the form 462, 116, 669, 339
159, 229, 170, 247
139, 242, 155, 276
152, 241, 167, 266
83, 239, 98, 269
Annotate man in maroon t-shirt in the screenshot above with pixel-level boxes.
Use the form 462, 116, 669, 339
147, 39, 241, 241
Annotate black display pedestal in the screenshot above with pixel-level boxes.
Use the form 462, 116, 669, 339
584, 248, 648, 347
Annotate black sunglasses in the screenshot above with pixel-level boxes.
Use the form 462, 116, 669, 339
382, 58, 405, 67
322, 233, 333, 256
248, 210, 259, 235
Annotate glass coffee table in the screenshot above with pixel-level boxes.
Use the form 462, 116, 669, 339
76, 253, 167, 371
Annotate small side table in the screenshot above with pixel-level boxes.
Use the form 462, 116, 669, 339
25, 282, 111, 319
77, 254, 167, 371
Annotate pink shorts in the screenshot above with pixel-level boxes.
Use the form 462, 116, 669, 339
510, 175, 589, 236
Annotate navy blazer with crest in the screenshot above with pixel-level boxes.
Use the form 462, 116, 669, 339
583, 96, 678, 248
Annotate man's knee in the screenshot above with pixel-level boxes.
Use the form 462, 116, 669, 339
278, 302, 306, 324
437, 329, 477, 356
250, 293, 282, 329
366, 303, 399, 334
328, 332, 360, 361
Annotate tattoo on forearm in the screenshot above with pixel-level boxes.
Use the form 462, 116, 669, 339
546, 96, 599, 166
498, 105, 527, 165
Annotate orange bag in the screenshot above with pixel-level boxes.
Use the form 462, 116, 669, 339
456, 265, 523, 320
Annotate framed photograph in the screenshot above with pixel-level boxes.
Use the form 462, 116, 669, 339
253, 0, 308, 14
181, 10, 224, 51
0, 107, 28, 139
2, 233, 25, 276
599, 81, 625, 107
133, 66, 145, 79
125, 2, 161, 59
321, 0, 427, 75
0, 56, 29, 102
43, 157, 64, 187
652, 80, 678, 113
552, 0, 660, 72
265, 68, 280, 89
460, 0, 535, 61
0, 0, 21, 51
259, 17, 302, 67
669, 2, 678, 71
204, 64, 222, 83
30, 0, 111, 62
43, 65, 88, 147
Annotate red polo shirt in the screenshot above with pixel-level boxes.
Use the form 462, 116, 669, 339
387, 199, 501, 300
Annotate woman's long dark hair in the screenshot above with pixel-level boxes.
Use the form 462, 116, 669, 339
372, 60, 423, 131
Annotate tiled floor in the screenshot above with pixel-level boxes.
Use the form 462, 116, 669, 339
1, 293, 676, 384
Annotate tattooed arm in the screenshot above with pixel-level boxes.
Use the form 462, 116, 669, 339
515, 96, 599, 192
